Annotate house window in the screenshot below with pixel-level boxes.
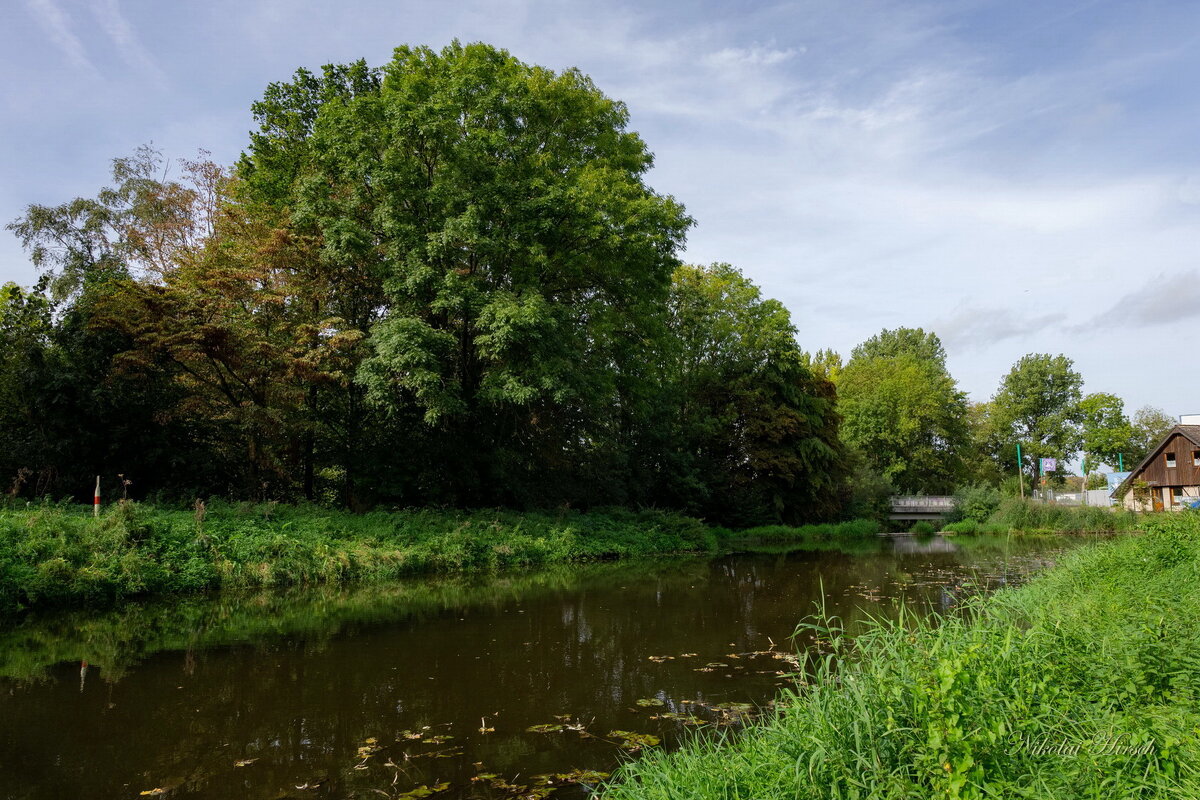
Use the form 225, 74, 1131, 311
1172, 487, 1183, 505
1194, 449, 1200, 467
1166, 452, 1177, 468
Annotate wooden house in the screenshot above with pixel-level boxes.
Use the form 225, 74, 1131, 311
1117, 425, 1200, 511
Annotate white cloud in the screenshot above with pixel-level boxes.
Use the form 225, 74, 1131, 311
23, 0, 96, 74
704, 44, 800, 69
90, 0, 168, 87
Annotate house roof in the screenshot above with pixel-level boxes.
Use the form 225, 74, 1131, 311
1116, 425, 1200, 493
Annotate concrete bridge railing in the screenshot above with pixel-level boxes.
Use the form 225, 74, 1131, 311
889, 495, 956, 521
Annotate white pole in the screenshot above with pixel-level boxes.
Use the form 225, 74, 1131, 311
93, 476, 100, 518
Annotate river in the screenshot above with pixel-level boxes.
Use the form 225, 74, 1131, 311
0, 534, 1077, 799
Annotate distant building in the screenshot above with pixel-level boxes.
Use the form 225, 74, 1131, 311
1116, 425, 1200, 511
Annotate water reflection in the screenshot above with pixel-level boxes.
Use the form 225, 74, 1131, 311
0, 534, 1075, 799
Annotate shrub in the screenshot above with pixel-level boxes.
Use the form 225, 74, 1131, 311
908, 521, 936, 535
950, 483, 1002, 523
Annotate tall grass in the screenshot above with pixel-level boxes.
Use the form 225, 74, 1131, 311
734, 519, 881, 541
984, 497, 1141, 533
605, 512, 1200, 799
0, 501, 716, 615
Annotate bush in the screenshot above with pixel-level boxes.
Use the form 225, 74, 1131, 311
940, 519, 978, 535
908, 521, 936, 535
950, 483, 1002, 523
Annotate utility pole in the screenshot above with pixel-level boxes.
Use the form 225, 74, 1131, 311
1016, 443, 1025, 499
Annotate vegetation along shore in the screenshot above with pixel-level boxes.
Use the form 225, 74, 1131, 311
605, 511, 1200, 799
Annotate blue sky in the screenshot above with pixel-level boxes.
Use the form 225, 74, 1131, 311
2, 0, 1198, 420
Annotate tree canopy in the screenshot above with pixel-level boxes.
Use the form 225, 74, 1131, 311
990, 353, 1083, 484
2, 43, 848, 526
838, 328, 968, 494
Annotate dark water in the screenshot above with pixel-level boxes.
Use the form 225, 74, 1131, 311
0, 534, 1076, 799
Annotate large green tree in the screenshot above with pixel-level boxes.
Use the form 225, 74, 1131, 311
1079, 392, 1133, 471
657, 263, 845, 524
838, 328, 968, 494
241, 42, 691, 505
990, 353, 1083, 485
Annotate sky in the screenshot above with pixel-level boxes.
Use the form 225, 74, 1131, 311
2, 0, 1198, 418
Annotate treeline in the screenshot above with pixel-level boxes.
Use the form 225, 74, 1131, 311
0, 43, 845, 526
814, 332, 1174, 505
0, 42, 1170, 525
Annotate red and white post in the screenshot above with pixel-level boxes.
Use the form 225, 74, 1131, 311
93, 476, 101, 517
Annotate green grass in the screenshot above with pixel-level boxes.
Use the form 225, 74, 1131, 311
604, 511, 1200, 799
985, 497, 1141, 533
939, 498, 1143, 536
734, 519, 882, 541
940, 519, 1012, 536
0, 500, 718, 615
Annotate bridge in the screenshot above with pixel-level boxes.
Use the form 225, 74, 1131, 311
889, 495, 956, 522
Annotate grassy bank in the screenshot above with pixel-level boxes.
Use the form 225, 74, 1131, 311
733, 519, 882, 540
605, 512, 1200, 799
941, 496, 1143, 535
0, 501, 719, 615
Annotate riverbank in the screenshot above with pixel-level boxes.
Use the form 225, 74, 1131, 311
941, 496, 1142, 535
605, 512, 1200, 799
0, 502, 725, 615
0, 502, 895, 615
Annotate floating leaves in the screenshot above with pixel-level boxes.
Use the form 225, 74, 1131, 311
233, 757, 258, 767
650, 711, 706, 725
607, 730, 660, 751
395, 782, 451, 798
472, 769, 608, 799
553, 768, 610, 783
138, 790, 168, 798
635, 697, 665, 707
525, 723, 565, 733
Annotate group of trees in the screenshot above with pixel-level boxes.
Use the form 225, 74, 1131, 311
815, 332, 1175, 498
0, 42, 1170, 523
0, 43, 846, 526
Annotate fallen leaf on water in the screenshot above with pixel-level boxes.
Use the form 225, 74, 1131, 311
608, 730, 661, 751
395, 782, 451, 798
553, 768, 611, 784
233, 758, 258, 767
525, 723, 564, 733
139, 791, 168, 797
651, 712, 706, 725
635, 698, 665, 707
